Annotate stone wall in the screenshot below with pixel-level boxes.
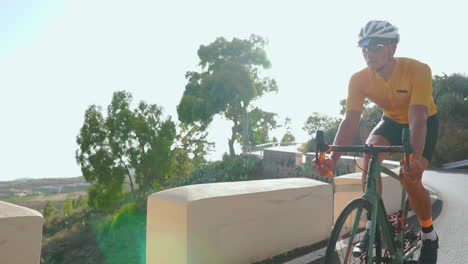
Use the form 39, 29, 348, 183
0, 201, 43, 264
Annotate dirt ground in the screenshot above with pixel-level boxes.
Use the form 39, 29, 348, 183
29, 191, 87, 202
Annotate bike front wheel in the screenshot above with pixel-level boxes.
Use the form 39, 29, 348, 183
324, 198, 383, 264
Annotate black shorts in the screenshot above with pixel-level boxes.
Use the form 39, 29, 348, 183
369, 114, 439, 162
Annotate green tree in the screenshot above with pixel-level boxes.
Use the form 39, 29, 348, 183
281, 117, 296, 143
62, 197, 73, 217
76, 91, 177, 212
431, 73, 468, 165
165, 148, 193, 186
281, 132, 296, 143
73, 195, 87, 209
164, 123, 214, 187
176, 123, 214, 169
177, 35, 278, 157
43, 201, 56, 217
301, 112, 340, 152
245, 107, 279, 146
303, 112, 341, 144
131, 101, 176, 199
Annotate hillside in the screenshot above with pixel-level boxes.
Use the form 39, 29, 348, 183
0, 177, 90, 210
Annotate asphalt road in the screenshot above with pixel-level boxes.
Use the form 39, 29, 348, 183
423, 169, 468, 264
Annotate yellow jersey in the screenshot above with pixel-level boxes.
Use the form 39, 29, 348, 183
346, 57, 437, 124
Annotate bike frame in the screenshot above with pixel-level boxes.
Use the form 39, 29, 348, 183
347, 154, 418, 264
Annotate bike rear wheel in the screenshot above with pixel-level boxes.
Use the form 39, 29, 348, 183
402, 199, 421, 263
324, 198, 383, 264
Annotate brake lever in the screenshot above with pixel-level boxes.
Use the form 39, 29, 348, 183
315, 130, 333, 177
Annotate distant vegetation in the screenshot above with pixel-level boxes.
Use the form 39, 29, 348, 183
431, 74, 468, 166
1, 177, 89, 211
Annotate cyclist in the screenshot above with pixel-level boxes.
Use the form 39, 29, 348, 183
312, 20, 439, 263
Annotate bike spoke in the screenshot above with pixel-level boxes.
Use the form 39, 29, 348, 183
326, 199, 373, 263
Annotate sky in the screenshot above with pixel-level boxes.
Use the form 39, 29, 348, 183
0, 0, 467, 181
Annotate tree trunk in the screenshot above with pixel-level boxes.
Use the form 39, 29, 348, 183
241, 107, 250, 153
120, 158, 136, 201
229, 125, 236, 157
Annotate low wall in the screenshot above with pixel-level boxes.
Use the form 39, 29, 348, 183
334, 168, 403, 222
147, 152, 404, 264
0, 201, 43, 264
147, 178, 333, 264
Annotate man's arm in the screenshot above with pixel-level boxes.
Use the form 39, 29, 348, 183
312, 71, 364, 175
330, 110, 361, 161
312, 110, 361, 176
401, 62, 432, 179
408, 105, 429, 165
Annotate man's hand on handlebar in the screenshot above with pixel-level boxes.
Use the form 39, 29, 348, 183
314, 130, 336, 177
311, 156, 337, 177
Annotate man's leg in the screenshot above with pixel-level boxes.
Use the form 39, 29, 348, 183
399, 158, 432, 228
400, 158, 438, 263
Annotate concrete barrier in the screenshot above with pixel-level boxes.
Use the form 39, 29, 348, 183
0, 201, 43, 264
334, 168, 403, 222
146, 178, 332, 264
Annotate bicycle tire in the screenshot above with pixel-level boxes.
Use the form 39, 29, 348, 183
324, 198, 382, 264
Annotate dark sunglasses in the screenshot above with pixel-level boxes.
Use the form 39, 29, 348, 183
361, 44, 385, 53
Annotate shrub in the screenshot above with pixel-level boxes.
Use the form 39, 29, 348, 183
111, 202, 145, 231
43, 201, 56, 217
177, 154, 262, 186
90, 203, 146, 264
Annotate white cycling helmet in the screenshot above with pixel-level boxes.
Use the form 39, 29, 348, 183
358, 20, 399, 46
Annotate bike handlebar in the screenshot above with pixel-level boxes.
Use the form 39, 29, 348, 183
315, 128, 413, 177
320, 145, 405, 153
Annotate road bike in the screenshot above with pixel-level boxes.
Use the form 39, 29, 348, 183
316, 128, 421, 264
